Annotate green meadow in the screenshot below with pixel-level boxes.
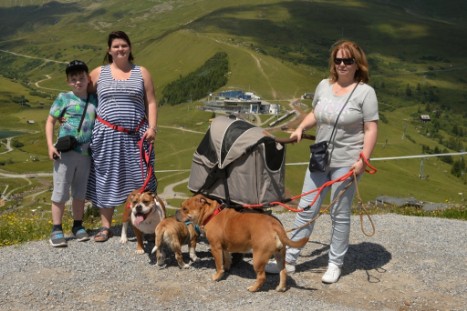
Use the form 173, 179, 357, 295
0, 0, 465, 245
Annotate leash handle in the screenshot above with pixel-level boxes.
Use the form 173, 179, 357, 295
360, 152, 377, 174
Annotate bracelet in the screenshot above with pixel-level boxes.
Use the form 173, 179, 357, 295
150, 126, 158, 133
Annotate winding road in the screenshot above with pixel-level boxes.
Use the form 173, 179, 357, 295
1, 48, 465, 208
0, 138, 13, 154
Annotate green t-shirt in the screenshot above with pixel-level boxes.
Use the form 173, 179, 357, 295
49, 91, 97, 156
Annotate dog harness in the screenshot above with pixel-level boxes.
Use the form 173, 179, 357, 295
184, 220, 201, 236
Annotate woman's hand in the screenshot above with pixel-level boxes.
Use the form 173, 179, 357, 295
290, 128, 303, 143
351, 158, 366, 175
290, 111, 316, 143
143, 127, 156, 143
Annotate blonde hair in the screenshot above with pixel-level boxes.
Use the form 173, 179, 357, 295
328, 40, 369, 83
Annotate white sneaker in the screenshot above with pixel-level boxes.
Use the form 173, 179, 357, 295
265, 259, 296, 274
321, 263, 341, 283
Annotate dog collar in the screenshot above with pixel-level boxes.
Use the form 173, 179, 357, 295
202, 203, 224, 226
185, 220, 202, 235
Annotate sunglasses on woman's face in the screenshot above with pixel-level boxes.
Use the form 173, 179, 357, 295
334, 58, 355, 65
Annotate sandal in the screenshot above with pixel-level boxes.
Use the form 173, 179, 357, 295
94, 227, 113, 242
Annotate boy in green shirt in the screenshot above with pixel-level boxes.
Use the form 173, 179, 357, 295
45, 60, 97, 247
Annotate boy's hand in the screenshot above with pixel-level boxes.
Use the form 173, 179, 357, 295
48, 147, 60, 160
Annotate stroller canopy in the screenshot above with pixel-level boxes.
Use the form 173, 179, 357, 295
188, 116, 286, 206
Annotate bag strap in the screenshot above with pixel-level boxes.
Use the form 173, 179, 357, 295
76, 95, 90, 133
58, 94, 90, 133
327, 83, 358, 162
328, 82, 358, 143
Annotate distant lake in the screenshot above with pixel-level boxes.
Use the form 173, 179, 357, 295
0, 130, 23, 139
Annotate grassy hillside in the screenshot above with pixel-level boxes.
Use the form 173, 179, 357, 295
2, 1, 466, 107
0, 0, 465, 210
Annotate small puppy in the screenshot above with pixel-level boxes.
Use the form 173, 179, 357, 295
120, 190, 166, 254
151, 216, 200, 269
176, 194, 308, 292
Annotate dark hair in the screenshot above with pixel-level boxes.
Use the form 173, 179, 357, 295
328, 40, 369, 83
65, 60, 88, 76
103, 30, 134, 64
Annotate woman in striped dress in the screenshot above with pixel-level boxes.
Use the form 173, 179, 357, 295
87, 30, 158, 242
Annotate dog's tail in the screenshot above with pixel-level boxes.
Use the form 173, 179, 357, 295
275, 225, 308, 249
284, 236, 308, 249
151, 229, 162, 254
152, 224, 164, 254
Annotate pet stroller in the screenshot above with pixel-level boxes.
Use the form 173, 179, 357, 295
188, 115, 288, 207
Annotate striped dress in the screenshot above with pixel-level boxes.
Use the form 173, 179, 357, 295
86, 64, 157, 208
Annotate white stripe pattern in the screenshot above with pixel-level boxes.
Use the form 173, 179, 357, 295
87, 65, 156, 208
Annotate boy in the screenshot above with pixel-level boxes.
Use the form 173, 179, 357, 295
45, 60, 97, 247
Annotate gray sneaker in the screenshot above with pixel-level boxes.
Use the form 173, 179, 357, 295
72, 227, 90, 242
265, 259, 296, 274
49, 230, 67, 247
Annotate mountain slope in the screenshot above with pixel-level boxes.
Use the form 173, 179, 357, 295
0, 0, 465, 206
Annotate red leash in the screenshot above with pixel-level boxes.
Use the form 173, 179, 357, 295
124, 138, 154, 211
243, 153, 377, 212
137, 137, 154, 193
360, 152, 377, 175
95, 115, 154, 195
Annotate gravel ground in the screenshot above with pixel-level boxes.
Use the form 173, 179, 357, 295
0, 213, 466, 311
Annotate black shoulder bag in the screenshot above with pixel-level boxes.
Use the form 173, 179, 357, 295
309, 84, 358, 172
55, 95, 89, 152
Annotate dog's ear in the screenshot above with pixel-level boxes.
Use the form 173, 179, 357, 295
146, 191, 156, 200
198, 195, 219, 210
129, 192, 139, 203
200, 196, 215, 208
155, 195, 165, 209
175, 210, 184, 222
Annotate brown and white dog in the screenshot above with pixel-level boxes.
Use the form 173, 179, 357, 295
151, 216, 200, 269
176, 194, 309, 292
120, 190, 166, 254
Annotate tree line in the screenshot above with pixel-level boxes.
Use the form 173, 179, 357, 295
160, 52, 229, 105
